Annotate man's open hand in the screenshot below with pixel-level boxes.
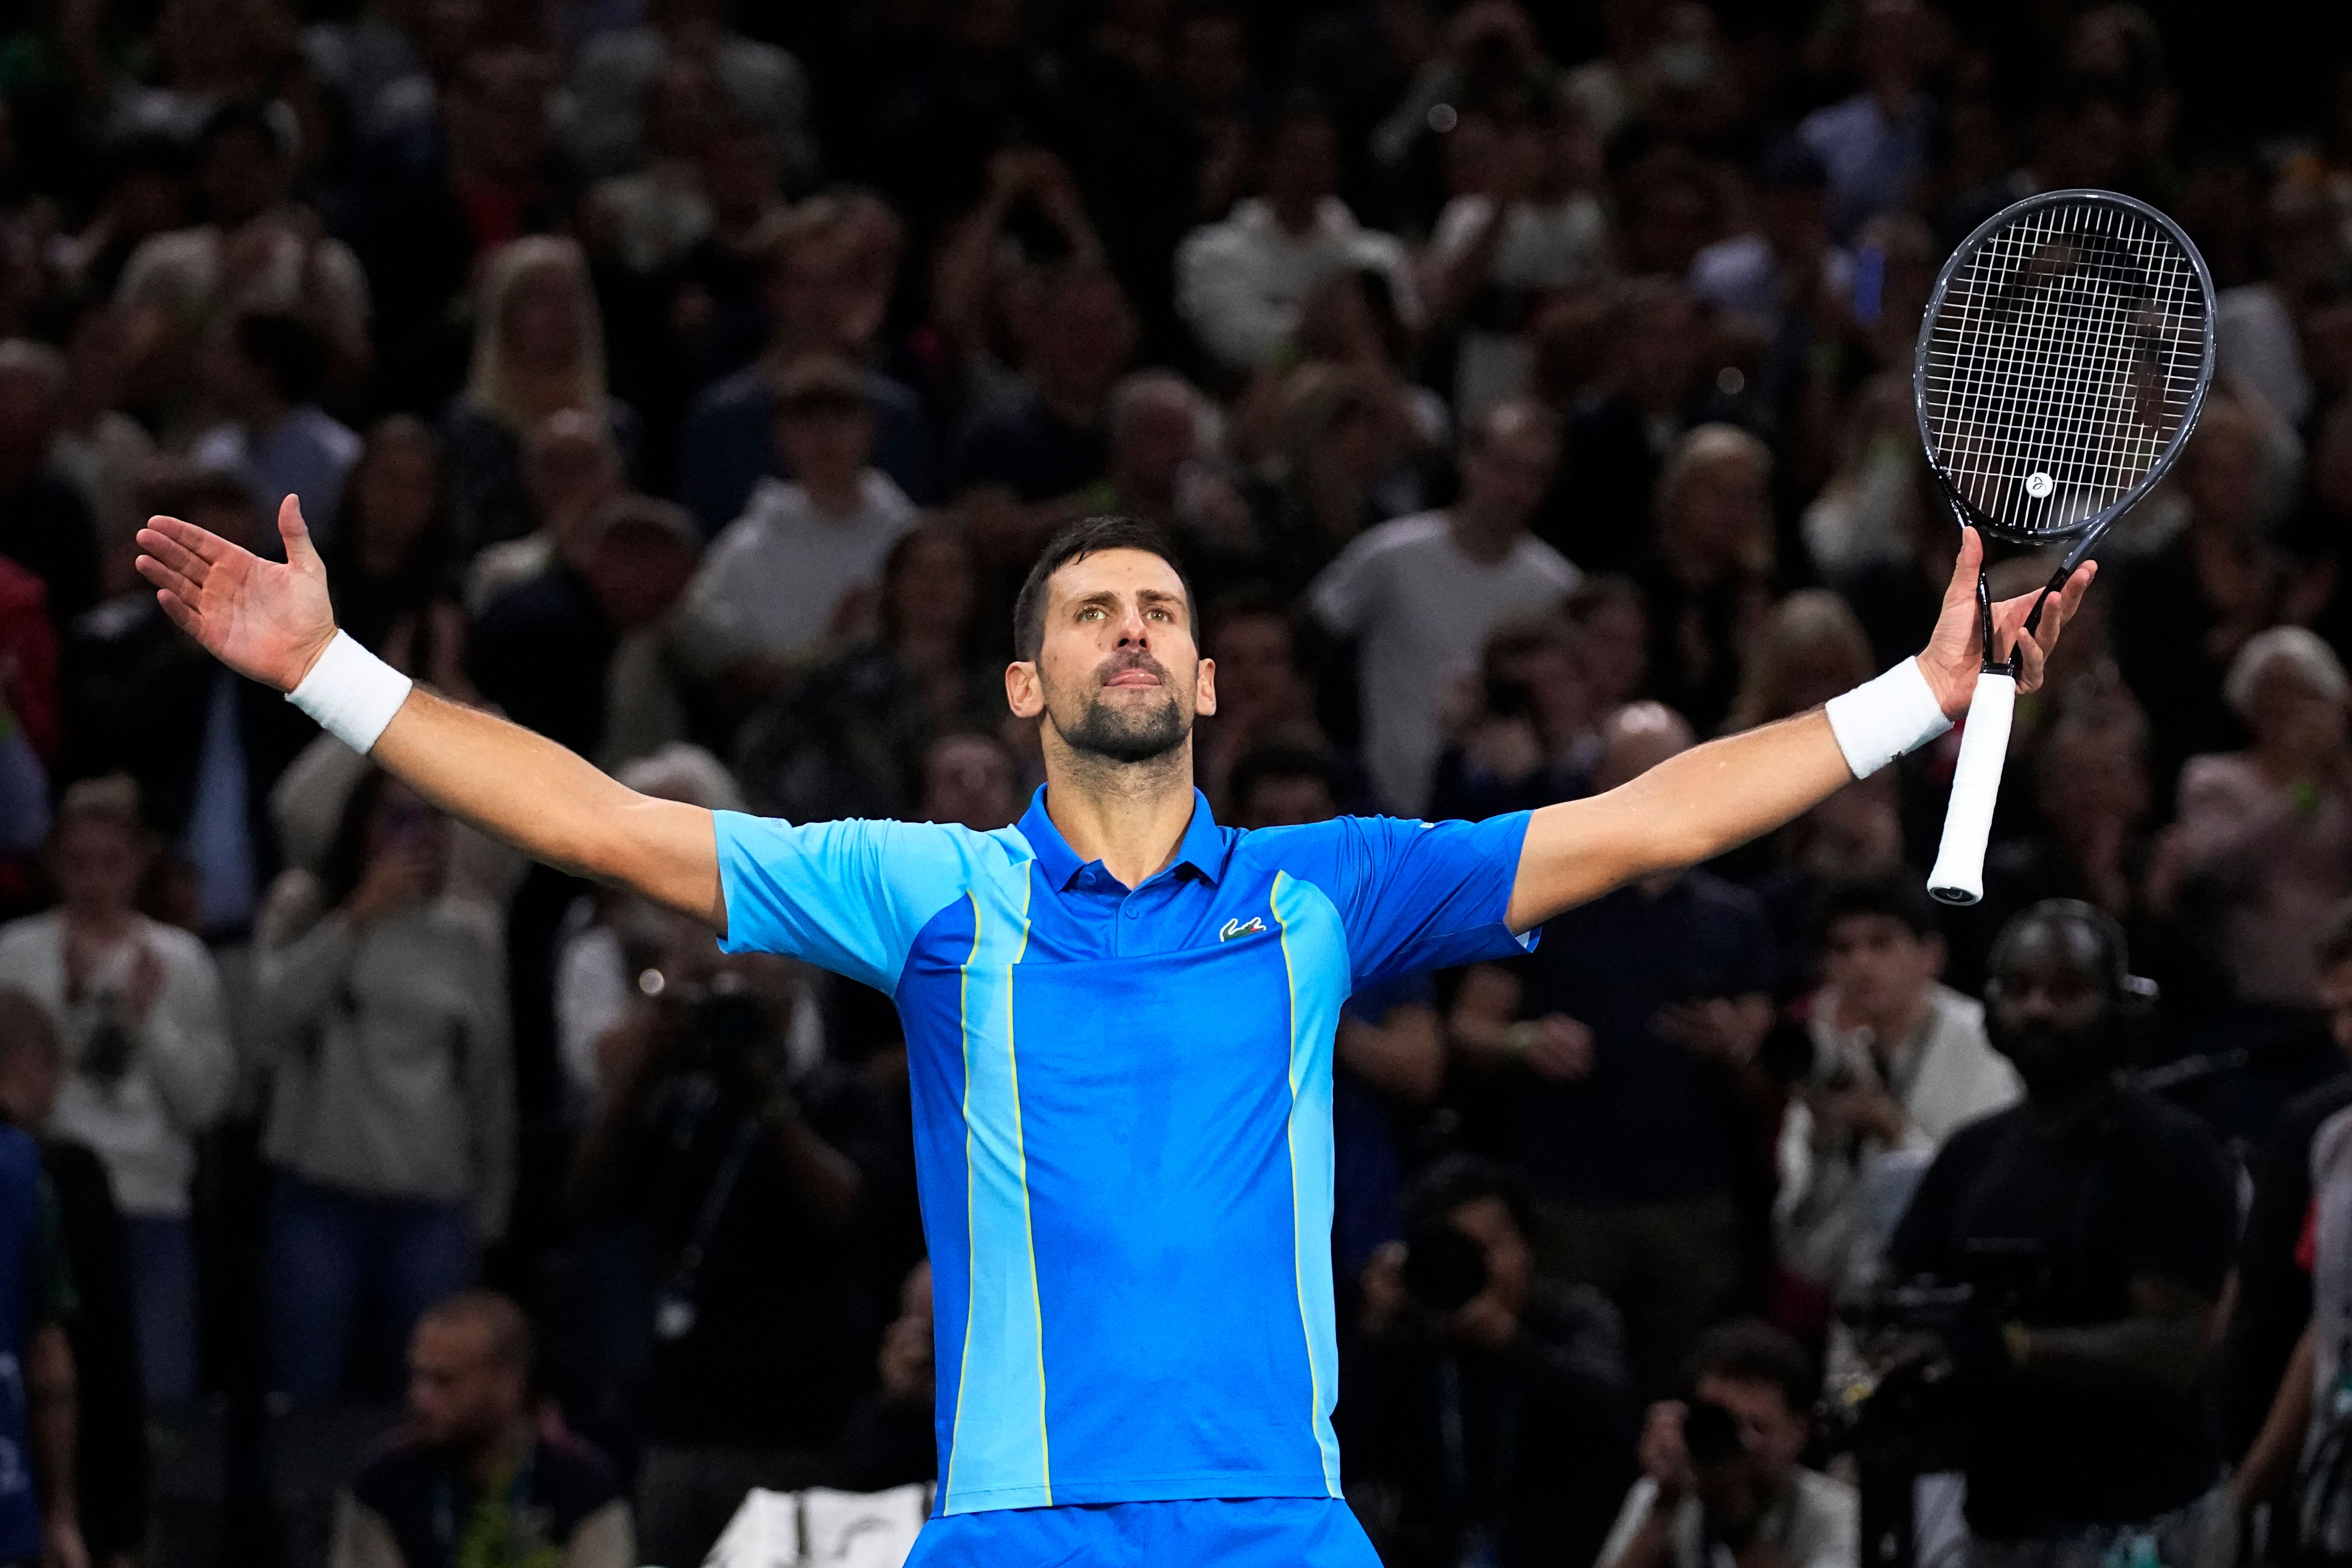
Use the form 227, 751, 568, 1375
1917, 529, 2098, 719
134, 494, 337, 694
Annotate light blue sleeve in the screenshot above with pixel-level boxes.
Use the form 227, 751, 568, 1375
713, 812, 983, 993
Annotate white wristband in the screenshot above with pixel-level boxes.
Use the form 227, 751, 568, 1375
286, 630, 413, 754
1823, 658, 1952, 780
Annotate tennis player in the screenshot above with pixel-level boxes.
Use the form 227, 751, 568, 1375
136, 499, 2086, 1565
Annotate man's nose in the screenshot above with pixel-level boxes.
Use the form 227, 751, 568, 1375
1115, 605, 1150, 644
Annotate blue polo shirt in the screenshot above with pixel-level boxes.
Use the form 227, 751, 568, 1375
714, 787, 1535, 1516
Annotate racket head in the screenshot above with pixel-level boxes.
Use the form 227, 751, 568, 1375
1913, 188, 2216, 550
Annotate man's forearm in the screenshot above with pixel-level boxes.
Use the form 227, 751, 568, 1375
1508, 711, 1852, 929
371, 689, 722, 926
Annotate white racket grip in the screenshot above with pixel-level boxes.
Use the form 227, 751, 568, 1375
1926, 671, 2018, 906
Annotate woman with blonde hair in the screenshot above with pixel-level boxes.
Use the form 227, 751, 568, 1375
1723, 589, 1874, 735
1637, 422, 1777, 733
438, 236, 642, 557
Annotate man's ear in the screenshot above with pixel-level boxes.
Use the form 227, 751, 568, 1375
1006, 660, 1043, 720
1195, 656, 1217, 718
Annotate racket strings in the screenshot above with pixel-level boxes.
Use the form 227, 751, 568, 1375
1921, 198, 2207, 539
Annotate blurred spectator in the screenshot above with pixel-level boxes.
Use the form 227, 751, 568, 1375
64, 465, 315, 936
1597, 1321, 1856, 1568
322, 416, 465, 694
465, 409, 626, 615
0, 1068, 84, 1568
0, 777, 233, 1405
1723, 591, 1873, 738
2163, 627, 2352, 1010
331, 1290, 633, 1568
1796, 0, 1938, 241
0, 989, 147, 1567
566, 0, 816, 188
1347, 1155, 1634, 1568
1091, 372, 1247, 554
1428, 610, 1597, 823
1195, 592, 1325, 816
1451, 704, 1776, 1397
834, 1259, 935, 1492
674, 194, 929, 536
733, 521, 1000, 825
1774, 874, 2017, 1322
920, 730, 1020, 832
49, 312, 160, 600
676, 355, 916, 705
0, 340, 101, 627
115, 100, 372, 416
1886, 901, 2233, 1556
1547, 280, 1709, 574
1231, 361, 1405, 601
948, 260, 1136, 529
440, 236, 641, 559
1175, 102, 1420, 374
581, 57, 728, 277
1310, 398, 1578, 814
188, 310, 361, 542
1423, 94, 1609, 421
254, 773, 512, 1400
468, 496, 701, 764
1688, 138, 1843, 347
1231, 745, 1439, 1273
1639, 424, 1778, 736
568, 946, 887, 1568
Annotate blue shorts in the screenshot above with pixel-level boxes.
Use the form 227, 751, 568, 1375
903, 1497, 1380, 1567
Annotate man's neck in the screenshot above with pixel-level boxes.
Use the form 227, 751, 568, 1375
1269, 194, 1323, 237
1446, 505, 1519, 566
800, 472, 865, 519
461, 1416, 534, 1490
1040, 740, 1198, 890
2023, 1073, 2120, 1137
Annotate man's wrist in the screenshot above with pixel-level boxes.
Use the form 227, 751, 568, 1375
286, 629, 412, 754
1823, 657, 1953, 780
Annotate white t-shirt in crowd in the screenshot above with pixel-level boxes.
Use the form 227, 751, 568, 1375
1309, 511, 1580, 816
675, 469, 916, 677
1600, 1470, 1859, 1568
1430, 192, 1609, 422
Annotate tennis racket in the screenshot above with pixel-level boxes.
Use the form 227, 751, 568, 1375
1916, 188, 2216, 905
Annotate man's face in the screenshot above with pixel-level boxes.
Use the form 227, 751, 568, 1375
1036, 278, 1135, 404
774, 405, 873, 496
1821, 913, 1940, 1028
2321, 957, 2352, 1060
1207, 612, 1297, 717
1449, 1195, 1533, 1317
1692, 1372, 1807, 1491
1987, 914, 2114, 1094
1008, 548, 1214, 766
55, 820, 143, 917
407, 1318, 521, 1449
1460, 414, 1557, 526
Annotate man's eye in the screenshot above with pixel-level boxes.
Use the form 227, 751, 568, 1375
1147, 608, 1171, 621
1078, 607, 1103, 621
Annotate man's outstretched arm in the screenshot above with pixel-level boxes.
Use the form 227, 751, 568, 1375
1505, 531, 2095, 932
137, 496, 726, 930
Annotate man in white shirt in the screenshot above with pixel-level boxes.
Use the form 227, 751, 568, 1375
1174, 106, 1421, 373
1776, 873, 2020, 1301
1309, 399, 1580, 815
675, 356, 916, 694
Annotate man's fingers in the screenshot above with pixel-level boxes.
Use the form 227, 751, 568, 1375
277, 493, 320, 570
1939, 527, 1984, 612
153, 590, 202, 638
141, 514, 228, 564
135, 530, 211, 585
133, 553, 198, 603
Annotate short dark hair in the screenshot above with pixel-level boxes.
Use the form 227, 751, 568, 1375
418, 1289, 534, 1373
1683, 1318, 1818, 1414
1402, 1153, 1533, 1240
1011, 515, 1197, 662
233, 311, 328, 405
1815, 870, 1941, 944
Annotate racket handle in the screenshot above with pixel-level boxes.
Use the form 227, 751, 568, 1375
1926, 671, 2018, 906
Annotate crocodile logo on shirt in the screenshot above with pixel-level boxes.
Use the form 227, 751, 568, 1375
1219, 917, 1268, 941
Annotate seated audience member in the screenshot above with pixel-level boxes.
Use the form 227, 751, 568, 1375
1429, 611, 1596, 823
1597, 1321, 1857, 1568
569, 942, 887, 1568
1088, 372, 1248, 556
1193, 591, 1327, 815
64, 463, 316, 936
464, 410, 627, 616
1544, 280, 1710, 575
439, 237, 642, 560
2224, 901, 2352, 1505
0, 776, 233, 1405
675, 195, 930, 535
734, 522, 1001, 824
0, 989, 146, 1565
948, 260, 1136, 513
1451, 705, 1777, 1398
1348, 1156, 1634, 1568
835, 1260, 937, 1493
1309, 398, 1579, 815
675, 356, 917, 700
919, 731, 1021, 833
331, 1290, 633, 1568
1637, 424, 1779, 738
1175, 102, 1421, 374
469, 496, 703, 764
566, 0, 817, 184
254, 773, 512, 1401
321, 416, 466, 696
2163, 627, 2352, 1012
188, 311, 361, 542
1775, 875, 2018, 1323
1231, 362, 1402, 603
1886, 901, 2234, 1556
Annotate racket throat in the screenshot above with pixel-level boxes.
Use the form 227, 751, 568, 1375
1972, 541, 2023, 678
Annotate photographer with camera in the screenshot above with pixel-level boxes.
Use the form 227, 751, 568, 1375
567, 939, 888, 1568
1598, 1320, 1858, 1568
1345, 1155, 1634, 1568
1881, 900, 2235, 1566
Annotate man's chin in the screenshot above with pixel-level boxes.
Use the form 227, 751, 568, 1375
1060, 704, 1190, 765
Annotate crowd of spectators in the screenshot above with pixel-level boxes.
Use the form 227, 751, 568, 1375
1, 0, 2351, 1563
